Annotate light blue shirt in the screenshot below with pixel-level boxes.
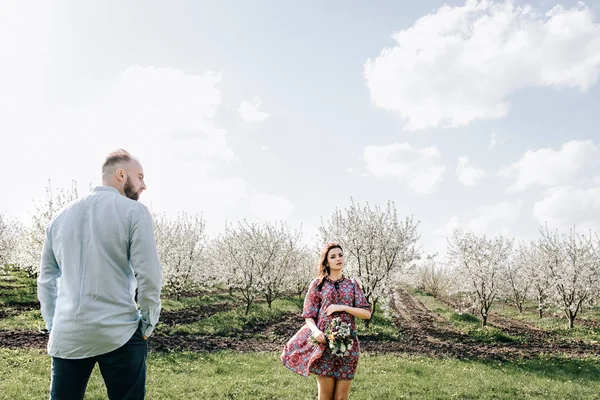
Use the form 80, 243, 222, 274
37, 186, 163, 359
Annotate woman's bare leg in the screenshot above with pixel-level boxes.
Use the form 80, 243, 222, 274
333, 379, 353, 400
316, 376, 335, 400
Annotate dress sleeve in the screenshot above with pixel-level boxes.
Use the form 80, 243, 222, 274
353, 279, 371, 310
301, 279, 321, 319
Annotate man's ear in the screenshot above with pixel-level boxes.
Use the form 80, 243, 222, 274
115, 168, 126, 182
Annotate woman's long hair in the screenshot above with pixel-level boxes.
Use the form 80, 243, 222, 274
316, 242, 343, 290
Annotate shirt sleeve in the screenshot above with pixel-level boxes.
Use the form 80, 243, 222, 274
130, 205, 163, 338
301, 279, 321, 319
37, 226, 61, 332
353, 279, 371, 310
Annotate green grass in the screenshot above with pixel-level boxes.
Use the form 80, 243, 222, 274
3, 268, 600, 398
0, 269, 38, 307
0, 309, 44, 331
0, 269, 42, 331
161, 296, 400, 342
2, 349, 600, 399
162, 298, 302, 338
414, 291, 524, 344
161, 292, 239, 312
493, 302, 600, 343
356, 307, 401, 341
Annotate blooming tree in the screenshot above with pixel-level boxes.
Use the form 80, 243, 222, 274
253, 221, 302, 308
416, 255, 450, 298
538, 226, 600, 329
448, 231, 513, 327
215, 220, 303, 314
0, 213, 22, 267
502, 243, 532, 313
319, 198, 421, 326
154, 212, 210, 300
523, 242, 551, 318
17, 180, 79, 277
289, 245, 318, 299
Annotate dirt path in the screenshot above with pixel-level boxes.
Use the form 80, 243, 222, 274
0, 330, 48, 349
371, 288, 600, 360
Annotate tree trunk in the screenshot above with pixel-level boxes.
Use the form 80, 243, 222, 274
364, 299, 377, 329
538, 308, 543, 319
245, 300, 252, 315
517, 303, 523, 313
229, 286, 233, 296
564, 308, 576, 329
480, 308, 488, 328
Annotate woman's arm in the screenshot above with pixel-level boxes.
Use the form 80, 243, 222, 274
305, 318, 326, 343
326, 305, 371, 320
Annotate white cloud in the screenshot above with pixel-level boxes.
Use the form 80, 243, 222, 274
364, 1, 600, 130
0, 64, 251, 230
434, 200, 522, 237
248, 193, 294, 221
0, 62, 296, 235
429, 200, 521, 256
364, 143, 446, 194
456, 156, 485, 186
499, 140, 599, 192
533, 186, 600, 231
489, 131, 498, 149
488, 129, 507, 149
239, 97, 270, 122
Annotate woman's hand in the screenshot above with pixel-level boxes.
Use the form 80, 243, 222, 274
312, 329, 326, 344
326, 304, 347, 316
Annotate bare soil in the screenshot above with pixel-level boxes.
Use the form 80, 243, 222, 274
2, 290, 599, 360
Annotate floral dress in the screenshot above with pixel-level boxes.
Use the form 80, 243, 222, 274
281, 276, 371, 380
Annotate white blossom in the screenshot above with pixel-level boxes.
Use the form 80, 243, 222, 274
0, 212, 22, 267
16, 180, 79, 277
448, 231, 513, 327
319, 198, 421, 324
154, 212, 211, 300
214, 220, 303, 314
538, 225, 600, 328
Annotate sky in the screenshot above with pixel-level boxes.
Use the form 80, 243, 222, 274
1, 0, 599, 257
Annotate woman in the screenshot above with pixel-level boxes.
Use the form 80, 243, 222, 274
281, 243, 372, 400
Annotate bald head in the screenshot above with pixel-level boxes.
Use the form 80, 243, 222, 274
101, 149, 147, 201
102, 149, 133, 177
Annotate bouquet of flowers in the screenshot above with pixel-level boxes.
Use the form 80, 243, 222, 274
310, 317, 353, 357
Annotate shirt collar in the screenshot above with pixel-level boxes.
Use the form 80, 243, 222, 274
92, 186, 121, 195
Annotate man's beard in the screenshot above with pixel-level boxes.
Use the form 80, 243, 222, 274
124, 177, 141, 201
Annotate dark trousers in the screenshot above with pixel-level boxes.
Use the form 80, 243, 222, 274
49, 327, 148, 400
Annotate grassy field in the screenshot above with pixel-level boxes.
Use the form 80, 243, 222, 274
3, 268, 600, 399
2, 349, 600, 399
414, 288, 600, 345
493, 300, 600, 343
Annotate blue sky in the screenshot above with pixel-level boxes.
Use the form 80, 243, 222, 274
1, 0, 599, 256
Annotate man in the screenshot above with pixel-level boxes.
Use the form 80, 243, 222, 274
37, 149, 163, 400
